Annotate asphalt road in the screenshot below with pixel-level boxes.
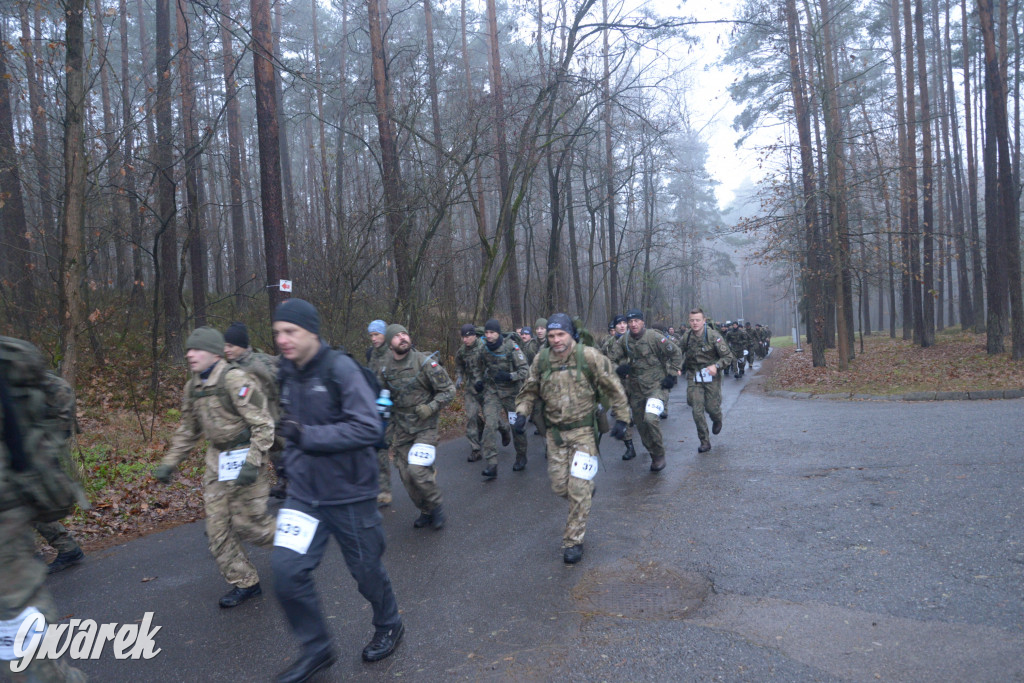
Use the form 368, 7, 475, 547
34, 362, 1024, 682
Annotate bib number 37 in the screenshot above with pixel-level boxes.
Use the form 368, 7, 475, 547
570, 451, 598, 481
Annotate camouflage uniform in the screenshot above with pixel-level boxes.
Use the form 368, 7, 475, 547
455, 337, 486, 458
366, 343, 393, 497
599, 334, 632, 441
608, 329, 682, 463
378, 351, 455, 515
516, 341, 629, 549
724, 326, 750, 376
32, 520, 80, 555
521, 337, 548, 438
161, 361, 275, 589
481, 337, 529, 468
680, 326, 735, 443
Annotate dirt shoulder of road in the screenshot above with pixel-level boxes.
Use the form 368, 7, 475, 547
762, 329, 1024, 396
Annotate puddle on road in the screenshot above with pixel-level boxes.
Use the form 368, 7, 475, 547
571, 557, 711, 620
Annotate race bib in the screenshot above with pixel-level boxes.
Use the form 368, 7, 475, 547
0, 606, 44, 661
507, 410, 517, 425
218, 448, 250, 481
645, 397, 665, 415
570, 451, 599, 481
408, 442, 436, 467
274, 508, 319, 555
695, 368, 713, 383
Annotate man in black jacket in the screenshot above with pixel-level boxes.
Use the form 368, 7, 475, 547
270, 299, 403, 683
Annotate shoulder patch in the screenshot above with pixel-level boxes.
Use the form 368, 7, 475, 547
431, 361, 438, 367
238, 385, 250, 398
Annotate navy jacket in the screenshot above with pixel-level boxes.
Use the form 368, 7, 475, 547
278, 343, 382, 506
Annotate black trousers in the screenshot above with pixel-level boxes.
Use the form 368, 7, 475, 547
272, 498, 401, 656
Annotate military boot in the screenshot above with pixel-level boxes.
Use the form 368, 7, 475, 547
512, 456, 527, 471
47, 547, 84, 574
697, 439, 711, 453
621, 440, 637, 460
650, 453, 666, 472
563, 544, 583, 564
219, 583, 262, 608
413, 511, 433, 528
500, 428, 511, 447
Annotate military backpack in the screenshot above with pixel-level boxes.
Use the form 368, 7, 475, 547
0, 336, 90, 522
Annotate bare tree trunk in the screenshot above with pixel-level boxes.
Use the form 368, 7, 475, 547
118, 0, 143, 305
915, 0, 935, 346
251, 0, 290, 317
963, 0, 985, 331
485, 0, 522, 323
0, 37, 35, 322
176, 0, 207, 326
155, 0, 182, 359
366, 0, 413, 318
220, 0, 250, 308
978, 0, 1024, 358
59, 0, 87, 386
19, 2, 54, 277
601, 0, 619, 316
787, 0, 826, 366
273, 2, 295, 237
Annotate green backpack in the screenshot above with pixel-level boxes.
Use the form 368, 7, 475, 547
0, 336, 89, 523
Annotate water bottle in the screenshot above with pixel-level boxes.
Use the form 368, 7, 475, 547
376, 390, 392, 420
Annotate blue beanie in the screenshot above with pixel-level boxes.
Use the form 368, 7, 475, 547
368, 320, 387, 335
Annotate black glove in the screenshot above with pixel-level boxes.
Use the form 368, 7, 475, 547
615, 364, 632, 378
661, 375, 677, 390
474, 380, 484, 393
278, 419, 303, 444
512, 412, 528, 435
610, 420, 628, 440
234, 461, 259, 486
494, 371, 513, 383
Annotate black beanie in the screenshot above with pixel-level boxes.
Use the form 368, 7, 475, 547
460, 323, 477, 337
546, 313, 575, 337
273, 298, 321, 335
484, 318, 501, 334
625, 308, 644, 321
224, 321, 249, 348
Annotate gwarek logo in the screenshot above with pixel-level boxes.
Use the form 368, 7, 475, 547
1, 608, 161, 673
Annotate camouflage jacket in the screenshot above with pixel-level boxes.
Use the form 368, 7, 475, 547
522, 338, 544, 365
725, 327, 750, 353
163, 361, 274, 477
610, 327, 683, 394
366, 343, 389, 374
599, 334, 620, 357
455, 338, 486, 393
516, 341, 629, 428
680, 326, 735, 380
232, 348, 280, 421
480, 337, 529, 399
377, 349, 455, 444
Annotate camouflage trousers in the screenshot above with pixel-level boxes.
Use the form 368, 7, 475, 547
393, 433, 443, 514
626, 385, 668, 459
203, 468, 275, 588
32, 521, 81, 555
686, 378, 723, 442
464, 391, 485, 455
482, 390, 527, 466
376, 448, 392, 495
1, 507, 88, 682
546, 426, 596, 548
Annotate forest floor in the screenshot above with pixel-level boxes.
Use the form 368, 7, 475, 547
763, 327, 1024, 395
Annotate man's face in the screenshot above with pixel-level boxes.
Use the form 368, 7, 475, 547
461, 332, 477, 347
223, 343, 244, 361
370, 332, 385, 348
186, 348, 220, 374
668, 327, 675, 336
689, 313, 706, 334
547, 329, 572, 354
485, 330, 500, 343
534, 326, 546, 339
273, 321, 320, 364
520, 330, 532, 342
390, 332, 412, 355
614, 320, 628, 335
627, 318, 645, 336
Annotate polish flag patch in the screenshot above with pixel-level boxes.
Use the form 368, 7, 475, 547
238, 386, 250, 398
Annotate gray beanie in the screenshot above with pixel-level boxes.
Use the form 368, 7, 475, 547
384, 323, 408, 346
186, 326, 225, 356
